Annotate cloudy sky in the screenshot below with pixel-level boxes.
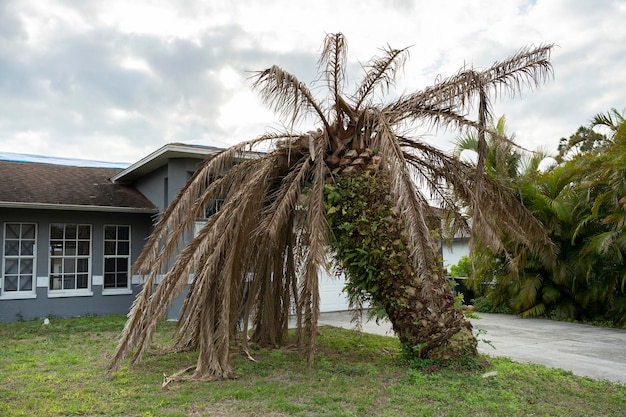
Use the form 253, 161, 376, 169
0, 0, 624, 164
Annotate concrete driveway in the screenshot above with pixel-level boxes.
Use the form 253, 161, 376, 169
317, 311, 626, 384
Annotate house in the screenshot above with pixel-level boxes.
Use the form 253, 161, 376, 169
0, 144, 356, 322
0, 156, 157, 322
0, 143, 470, 323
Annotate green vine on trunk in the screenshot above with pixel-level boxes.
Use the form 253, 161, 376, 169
324, 169, 407, 318
324, 167, 479, 363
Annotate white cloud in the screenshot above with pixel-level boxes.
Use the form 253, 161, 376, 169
0, 0, 624, 163
119, 56, 155, 75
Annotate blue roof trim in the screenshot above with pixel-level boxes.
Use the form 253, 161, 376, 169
0, 151, 130, 169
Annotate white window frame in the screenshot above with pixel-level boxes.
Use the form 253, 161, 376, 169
204, 198, 224, 218
1, 222, 37, 300
193, 198, 225, 236
48, 223, 93, 298
102, 225, 132, 295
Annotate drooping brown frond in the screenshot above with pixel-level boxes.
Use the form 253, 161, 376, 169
399, 137, 556, 265
388, 44, 553, 126
258, 150, 313, 241
372, 114, 438, 274
110, 148, 278, 373
252, 66, 331, 132
131, 135, 274, 278
300, 133, 330, 365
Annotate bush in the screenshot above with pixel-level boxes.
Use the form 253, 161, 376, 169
449, 255, 472, 278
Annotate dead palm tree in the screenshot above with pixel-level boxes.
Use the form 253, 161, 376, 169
109, 33, 555, 382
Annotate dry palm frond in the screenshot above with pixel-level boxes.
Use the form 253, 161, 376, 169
354, 45, 409, 110
398, 137, 556, 265
374, 116, 438, 273
319, 31, 347, 116
252, 66, 330, 132
388, 44, 553, 125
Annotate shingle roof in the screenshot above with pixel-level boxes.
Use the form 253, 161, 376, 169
0, 160, 157, 212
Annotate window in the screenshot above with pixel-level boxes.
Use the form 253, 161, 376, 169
49, 224, 91, 293
194, 199, 225, 236
2, 223, 37, 298
103, 225, 130, 290
204, 199, 224, 218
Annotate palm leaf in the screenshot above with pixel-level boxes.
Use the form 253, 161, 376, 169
252, 66, 331, 132
354, 45, 409, 110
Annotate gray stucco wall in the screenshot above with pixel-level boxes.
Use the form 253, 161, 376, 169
0, 208, 153, 322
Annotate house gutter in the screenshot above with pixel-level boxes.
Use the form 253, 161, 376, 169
0, 201, 159, 214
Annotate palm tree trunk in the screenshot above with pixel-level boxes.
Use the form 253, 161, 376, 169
326, 164, 478, 361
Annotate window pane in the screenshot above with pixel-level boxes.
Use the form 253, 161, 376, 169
50, 224, 64, 239
63, 275, 75, 290
20, 259, 33, 274
4, 259, 18, 274
104, 273, 116, 288
5, 276, 17, 291
5, 224, 20, 239
117, 242, 129, 255
22, 224, 35, 239
104, 241, 116, 256
117, 258, 128, 272
77, 274, 88, 289
50, 241, 63, 256
50, 258, 62, 274
77, 225, 90, 239
77, 241, 90, 256
65, 224, 77, 239
21, 240, 35, 256
104, 258, 115, 272
77, 258, 89, 273
4, 240, 19, 256
19, 276, 32, 291
118, 226, 130, 240
50, 275, 62, 290
64, 241, 77, 256
64, 258, 75, 273
116, 273, 128, 287
104, 226, 116, 240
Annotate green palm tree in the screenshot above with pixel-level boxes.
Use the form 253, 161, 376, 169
472, 109, 626, 326
109, 34, 554, 381
453, 115, 520, 180
556, 108, 624, 161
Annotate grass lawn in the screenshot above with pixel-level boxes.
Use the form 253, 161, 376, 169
1, 315, 625, 416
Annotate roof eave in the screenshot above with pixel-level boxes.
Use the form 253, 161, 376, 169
0, 201, 158, 214
111, 143, 223, 184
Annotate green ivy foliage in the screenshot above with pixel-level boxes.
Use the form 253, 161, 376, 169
324, 169, 411, 320
325, 168, 479, 362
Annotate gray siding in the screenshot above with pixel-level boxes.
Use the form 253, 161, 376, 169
134, 158, 202, 211
0, 208, 153, 322
134, 165, 169, 211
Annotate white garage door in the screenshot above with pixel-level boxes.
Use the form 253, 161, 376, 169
318, 268, 350, 312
